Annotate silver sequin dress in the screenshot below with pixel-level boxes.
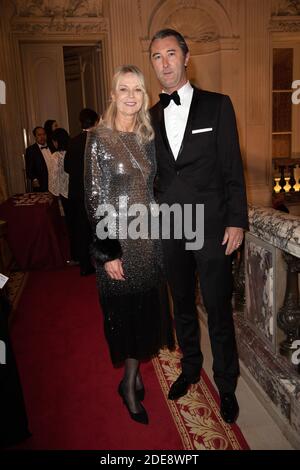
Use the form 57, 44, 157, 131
85, 126, 174, 365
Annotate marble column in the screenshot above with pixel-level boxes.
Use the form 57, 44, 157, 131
244, 0, 273, 206
106, 0, 144, 72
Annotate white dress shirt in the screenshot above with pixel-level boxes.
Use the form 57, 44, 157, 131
38, 143, 52, 174
163, 81, 194, 160
48, 150, 69, 198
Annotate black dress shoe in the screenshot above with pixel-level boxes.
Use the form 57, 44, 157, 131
118, 382, 148, 424
168, 373, 200, 400
220, 393, 239, 424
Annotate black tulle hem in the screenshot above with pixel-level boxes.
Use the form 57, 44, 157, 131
98, 283, 175, 365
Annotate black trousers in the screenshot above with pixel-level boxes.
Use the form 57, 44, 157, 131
66, 198, 93, 271
162, 235, 239, 395
60, 196, 77, 261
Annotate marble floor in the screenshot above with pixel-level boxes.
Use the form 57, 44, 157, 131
199, 317, 295, 450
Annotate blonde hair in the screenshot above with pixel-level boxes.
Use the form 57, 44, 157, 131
100, 65, 154, 143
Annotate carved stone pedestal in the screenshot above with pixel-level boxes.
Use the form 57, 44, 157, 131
277, 253, 300, 365
235, 205, 300, 447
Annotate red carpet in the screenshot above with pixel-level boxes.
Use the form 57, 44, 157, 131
9, 268, 183, 450
9, 268, 249, 450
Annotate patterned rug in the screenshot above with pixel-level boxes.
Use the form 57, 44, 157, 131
153, 347, 250, 450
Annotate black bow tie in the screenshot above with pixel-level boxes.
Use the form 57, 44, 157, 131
40, 145, 48, 149
159, 91, 181, 108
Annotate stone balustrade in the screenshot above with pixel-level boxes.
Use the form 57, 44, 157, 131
234, 205, 300, 448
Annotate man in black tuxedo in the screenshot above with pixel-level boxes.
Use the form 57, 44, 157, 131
25, 126, 50, 192
150, 29, 248, 423
64, 108, 99, 275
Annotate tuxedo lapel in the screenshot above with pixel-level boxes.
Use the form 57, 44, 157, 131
34, 143, 47, 166
156, 104, 176, 163
34, 143, 43, 158
176, 87, 201, 162
153, 87, 203, 164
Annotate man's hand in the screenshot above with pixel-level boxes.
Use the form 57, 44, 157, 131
104, 259, 125, 280
222, 227, 244, 255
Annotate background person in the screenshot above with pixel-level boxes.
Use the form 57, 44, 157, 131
25, 126, 50, 192
48, 128, 75, 262
64, 108, 99, 276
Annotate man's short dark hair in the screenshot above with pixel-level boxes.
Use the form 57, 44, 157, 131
149, 29, 189, 57
79, 108, 99, 129
32, 126, 44, 137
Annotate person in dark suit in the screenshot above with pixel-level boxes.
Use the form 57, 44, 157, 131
150, 29, 248, 424
25, 126, 51, 192
64, 108, 99, 275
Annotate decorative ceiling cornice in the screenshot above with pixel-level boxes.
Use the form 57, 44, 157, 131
13, 0, 103, 18
269, 16, 300, 31
272, 0, 300, 16
11, 17, 108, 35
10, 0, 108, 35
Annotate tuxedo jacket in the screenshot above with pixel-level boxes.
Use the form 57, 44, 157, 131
64, 131, 87, 201
150, 87, 249, 238
25, 143, 48, 192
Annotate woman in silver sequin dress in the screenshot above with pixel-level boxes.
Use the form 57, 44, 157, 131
85, 65, 174, 425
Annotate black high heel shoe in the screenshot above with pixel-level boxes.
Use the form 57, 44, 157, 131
136, 386, 145, 401
118, 382, 148, 425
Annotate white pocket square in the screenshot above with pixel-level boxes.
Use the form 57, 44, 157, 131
192, 128, 213, 134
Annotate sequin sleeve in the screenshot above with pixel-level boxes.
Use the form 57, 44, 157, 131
84, 128, 122, 264
84, 128, 102, 228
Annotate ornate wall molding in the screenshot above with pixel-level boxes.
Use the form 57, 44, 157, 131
271, 0, 300, 29
13, 0, 103, 18
165, 7, 219, 43
141, 0, 238, 55
272, 0, 300, 16
269, 17, 300, 31
10, 0, 108, 36
153, 0, 233, 37
11, 17, 109, 35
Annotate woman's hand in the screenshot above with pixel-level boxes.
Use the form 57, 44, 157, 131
104, 259, 125, 280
